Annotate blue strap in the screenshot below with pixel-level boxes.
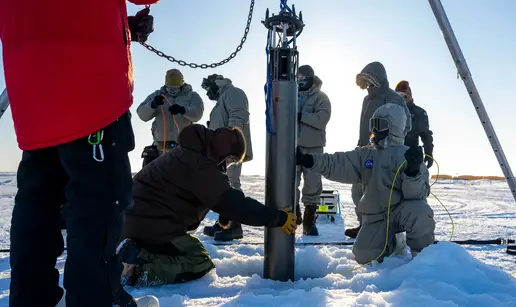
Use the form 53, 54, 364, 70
298, 94, 305, 110
280, 0, 292, 13
264, 30, 275, 135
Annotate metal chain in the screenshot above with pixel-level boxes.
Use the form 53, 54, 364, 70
139, 0, 255, 69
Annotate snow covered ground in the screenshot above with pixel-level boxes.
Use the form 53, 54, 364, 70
0, 172, 515, 306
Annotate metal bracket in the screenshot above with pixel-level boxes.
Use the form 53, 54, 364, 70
262, 7, 305, 38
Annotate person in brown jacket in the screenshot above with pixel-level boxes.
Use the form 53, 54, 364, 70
116, 124, 297, 288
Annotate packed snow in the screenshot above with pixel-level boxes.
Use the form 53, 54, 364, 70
0, 172, 515, 306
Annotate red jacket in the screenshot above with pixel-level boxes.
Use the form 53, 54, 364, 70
0, 0, 159, 150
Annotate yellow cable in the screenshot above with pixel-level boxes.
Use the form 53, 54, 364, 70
348, 153, 454, 272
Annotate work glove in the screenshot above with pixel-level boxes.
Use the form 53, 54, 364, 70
169, 104, 186, 115
424, 155, 433, 169
279, 208, 297, 235
404, 146, 424, 177
218, 160, 227, 173
424, 148, 434, 169
150, 95, 164, 109
296, 147, 314, 168
128, 7, 154, 43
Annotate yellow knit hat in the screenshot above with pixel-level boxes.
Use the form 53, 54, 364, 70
165, 69, 184, 87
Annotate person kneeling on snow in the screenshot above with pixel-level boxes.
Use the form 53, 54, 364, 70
296, 103, 435, 264
117, 124, 297, 287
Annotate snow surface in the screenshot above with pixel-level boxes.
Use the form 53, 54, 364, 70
0, 172, 515, 306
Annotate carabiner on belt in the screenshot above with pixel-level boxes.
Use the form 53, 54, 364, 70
88, 129, 105, 162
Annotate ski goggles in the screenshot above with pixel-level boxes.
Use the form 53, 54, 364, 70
201, 78, 211, 90
201, 74, 222, 90
297, 73, 309, 86
369, 117, 390, 132
356, 73, 381, 89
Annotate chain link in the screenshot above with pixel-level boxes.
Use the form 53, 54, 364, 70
139, 0, 255, 69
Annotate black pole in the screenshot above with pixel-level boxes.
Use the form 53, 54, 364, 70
0, 239, 514, 253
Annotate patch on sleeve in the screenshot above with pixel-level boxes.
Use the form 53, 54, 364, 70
364, 159, 374, 169
423, 111, 427, 116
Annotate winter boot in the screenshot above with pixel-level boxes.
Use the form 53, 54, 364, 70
203, 220, 223, 237
55, 288, 160, 307
345, 225, 361, 238
117, 238, 142, 265
302, 205, 319, 236
213, 221, 243, 241
295, 204, 303, 225
393, 232, 409, 257
117, 238, 148, 287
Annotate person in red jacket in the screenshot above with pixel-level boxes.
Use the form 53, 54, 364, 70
0, 1, 159, 306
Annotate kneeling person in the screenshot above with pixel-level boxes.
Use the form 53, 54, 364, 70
118, 124, 297, 287
296, 103, 435, 264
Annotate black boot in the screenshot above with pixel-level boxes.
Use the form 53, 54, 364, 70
345, 225, 361, 238
117, 238, 142, 265
203, 220, 223, 237
295, 204, 303, 225
213, 221, 243, 241
302, 205, 319, 236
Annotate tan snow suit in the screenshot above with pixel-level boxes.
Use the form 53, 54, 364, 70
207, 78, 253, 191
296, 75, 332, 206
137, 83, 204, 154
310, 103, 435, 264
353, 62, 412, 224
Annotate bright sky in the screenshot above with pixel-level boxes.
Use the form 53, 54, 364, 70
1, 0, 515, 178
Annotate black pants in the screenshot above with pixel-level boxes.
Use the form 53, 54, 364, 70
141, 144, 160, 168
9, 112, 136, 307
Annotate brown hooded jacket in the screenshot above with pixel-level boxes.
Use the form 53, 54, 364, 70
122, 124, 284, 245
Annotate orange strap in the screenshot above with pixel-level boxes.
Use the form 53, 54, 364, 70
159, 95, 180, 153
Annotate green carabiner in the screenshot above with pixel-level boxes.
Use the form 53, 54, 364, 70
88, 130, 102, 145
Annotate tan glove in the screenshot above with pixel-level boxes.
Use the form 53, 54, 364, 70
279, 208, 298, 235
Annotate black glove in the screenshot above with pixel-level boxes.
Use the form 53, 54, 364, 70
404, 146, 424, 177
169, 104, 186, 115
296, 147, 314, 168
128, 7, 154, 43
424, 154, 433, 169
423, 144, 434, 168
218, 161, 227, 173
298, 112, 302, 122
141, 144, 160, 168
150, 95, 164, 109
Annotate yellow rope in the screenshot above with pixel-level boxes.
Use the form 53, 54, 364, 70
348, 154, 454, 272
